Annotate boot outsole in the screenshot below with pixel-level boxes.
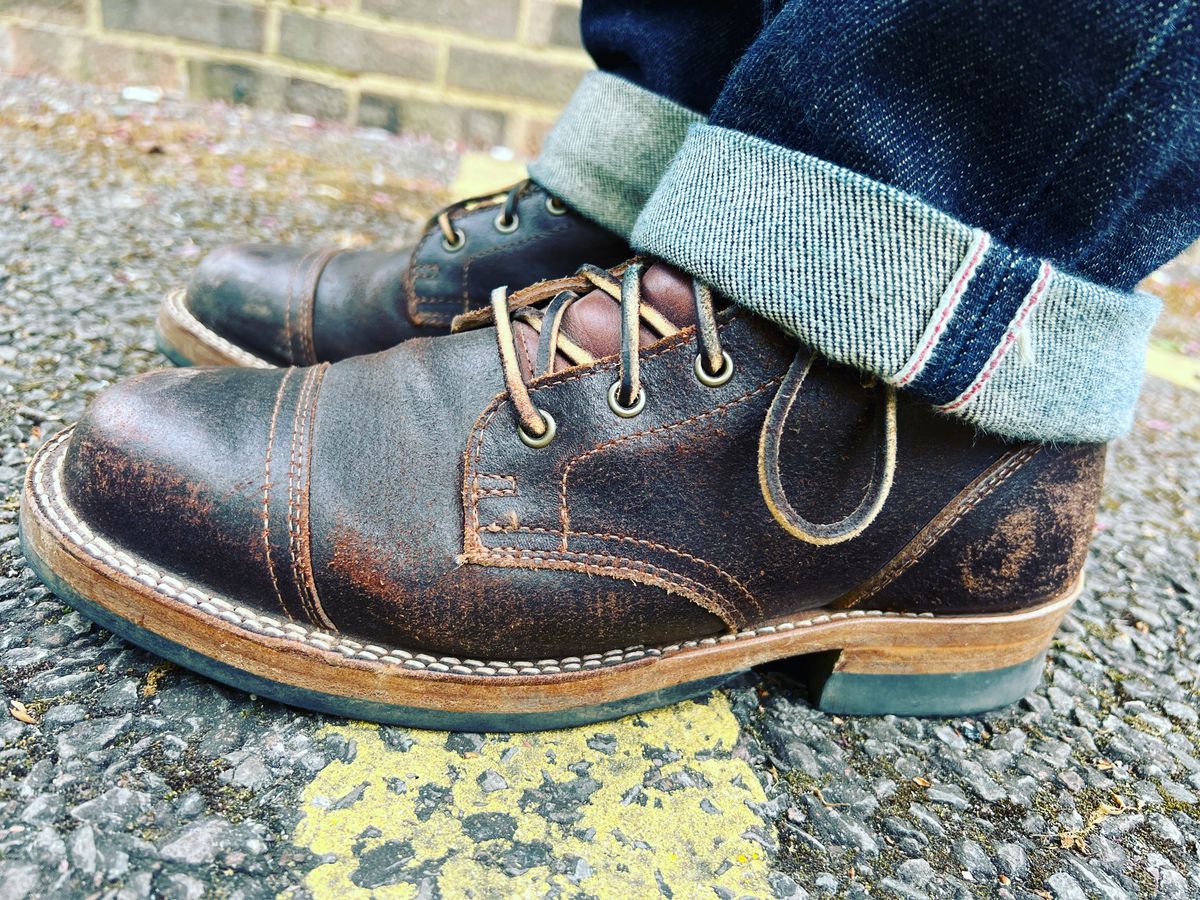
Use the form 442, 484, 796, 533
20, 428, 1079, 731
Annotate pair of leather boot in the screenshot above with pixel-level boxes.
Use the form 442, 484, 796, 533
20, 181, 1102, 730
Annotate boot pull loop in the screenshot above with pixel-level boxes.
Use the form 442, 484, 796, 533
758, 351, 897, 545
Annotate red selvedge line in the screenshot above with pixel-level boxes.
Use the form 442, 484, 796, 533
940, 260, 1053, 413
892, 231, 991, 388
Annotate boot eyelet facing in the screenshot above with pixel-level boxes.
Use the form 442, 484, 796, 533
607, 381, 646, 418
545, 196, 568, 216
442, 228, 466, 252
694, 351, 735, 388
494, 212, 520, 234
518, 409, 557, 448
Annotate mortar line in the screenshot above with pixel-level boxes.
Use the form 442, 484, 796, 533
263, 3, 281, 57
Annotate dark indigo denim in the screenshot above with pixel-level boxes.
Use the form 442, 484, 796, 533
583, 0, 1200, 292
580, 1, 771, 116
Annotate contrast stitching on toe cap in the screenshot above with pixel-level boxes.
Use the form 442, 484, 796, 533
285, 363, 335, 631
262, 368, 296, 614
295, 248, 343, 366
284, 249, 319, 365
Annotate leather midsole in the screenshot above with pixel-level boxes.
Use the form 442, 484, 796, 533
22, 428, 1081, 715
156, 289, 275, 368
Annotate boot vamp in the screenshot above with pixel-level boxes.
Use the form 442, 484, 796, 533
64, 326, 720, 660
306, 329, 725, 658
62, 330, 503, 635
308, 328, 500, 606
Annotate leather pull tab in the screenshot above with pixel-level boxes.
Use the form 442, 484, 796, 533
758, 350, 898, 545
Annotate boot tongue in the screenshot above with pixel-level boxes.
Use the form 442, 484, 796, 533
513, 262, 699, 378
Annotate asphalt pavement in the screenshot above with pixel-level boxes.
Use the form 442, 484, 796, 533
1, 75, 1198, 900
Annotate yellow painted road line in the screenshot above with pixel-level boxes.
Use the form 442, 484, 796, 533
1146, 344, 1200, 393
293, 695, 774, 897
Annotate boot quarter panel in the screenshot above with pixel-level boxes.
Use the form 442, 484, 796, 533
462, 315, 1023, 629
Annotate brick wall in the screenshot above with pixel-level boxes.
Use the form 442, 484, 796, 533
0, 0, 590, 155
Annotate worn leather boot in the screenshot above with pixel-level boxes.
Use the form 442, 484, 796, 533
25, 261, 1103, 730
155, 180, 628, 367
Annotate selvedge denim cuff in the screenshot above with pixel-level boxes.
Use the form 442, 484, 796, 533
631, 125, 1161, 444
528, 71, 706, 239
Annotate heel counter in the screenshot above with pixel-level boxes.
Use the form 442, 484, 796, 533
847, 443, 1106, 615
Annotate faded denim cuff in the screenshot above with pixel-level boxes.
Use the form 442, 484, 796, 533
631, 125, 1161, 444
528, 71, 705, 239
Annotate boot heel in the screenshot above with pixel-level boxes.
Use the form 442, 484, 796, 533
802, 649, 1048, 717
794, 585, 1079, 717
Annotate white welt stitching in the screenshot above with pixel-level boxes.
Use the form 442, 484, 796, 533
164, 290, 275, 370
31, 429, 932, 678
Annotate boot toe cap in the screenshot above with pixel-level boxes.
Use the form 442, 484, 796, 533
61, 366, 293, 618
186, 243, 308, 364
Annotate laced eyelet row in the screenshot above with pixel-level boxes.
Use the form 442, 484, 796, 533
601, 352, 734, 424
489, 264, 899, 546
490, 264, 738, 451
435, 181, 570, 254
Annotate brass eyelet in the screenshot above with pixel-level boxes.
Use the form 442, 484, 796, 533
545, 196, 568, 216
518, 409, 557, 448
607, 381, 646, 418
442, 228, 466, 252
494, 212, 520, 234
694, 351, 734, 387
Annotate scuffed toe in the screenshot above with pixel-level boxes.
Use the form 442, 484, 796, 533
61, 366, 298, 619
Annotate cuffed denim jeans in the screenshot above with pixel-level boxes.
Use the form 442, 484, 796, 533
531, 1, 1199, 443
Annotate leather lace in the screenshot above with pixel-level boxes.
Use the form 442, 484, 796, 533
486, 262, 898, 545
490, 261, 727, 437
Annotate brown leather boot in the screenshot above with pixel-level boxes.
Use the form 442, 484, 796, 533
25, 261, 1102, 730
155, 180, 628, 367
